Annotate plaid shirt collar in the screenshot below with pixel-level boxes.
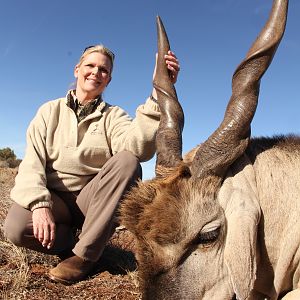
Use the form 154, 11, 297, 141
66, 90, 103, 122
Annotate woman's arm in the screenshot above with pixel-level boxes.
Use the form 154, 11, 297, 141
106, 51, 180, 161
11, 102, 56, 249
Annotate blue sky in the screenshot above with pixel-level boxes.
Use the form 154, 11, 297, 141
0, 0, 299, 179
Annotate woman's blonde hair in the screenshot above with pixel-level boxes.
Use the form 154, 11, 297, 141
77, 44, 115, 73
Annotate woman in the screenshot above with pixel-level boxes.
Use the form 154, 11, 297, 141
4, 45, 180, 284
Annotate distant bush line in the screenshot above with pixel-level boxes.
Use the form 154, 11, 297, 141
0, 147, 22, 168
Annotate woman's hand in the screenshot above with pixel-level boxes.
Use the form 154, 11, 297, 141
165, 50, 180, 84
32, 207, 56, 249
152, 50, 180, 100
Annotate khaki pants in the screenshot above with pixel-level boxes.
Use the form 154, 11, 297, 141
4, 151, 142, 262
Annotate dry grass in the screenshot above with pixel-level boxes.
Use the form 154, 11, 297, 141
0, 238, 30, 299
0, 167, 142, 300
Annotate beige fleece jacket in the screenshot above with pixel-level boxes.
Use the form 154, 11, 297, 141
11, 96, 160, 210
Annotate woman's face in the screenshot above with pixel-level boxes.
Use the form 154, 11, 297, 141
74, 52, 112, 102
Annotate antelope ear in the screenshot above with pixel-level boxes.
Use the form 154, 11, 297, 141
219, 156, 261, 299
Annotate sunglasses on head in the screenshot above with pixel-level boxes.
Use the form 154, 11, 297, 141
83, 45, 115, 61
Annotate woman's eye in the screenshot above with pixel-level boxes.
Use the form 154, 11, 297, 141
84, 65, 109, 74
194, 227, 220, 245
98, 67, 109, 74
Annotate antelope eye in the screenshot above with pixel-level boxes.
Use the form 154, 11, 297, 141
194, 227, 220, 245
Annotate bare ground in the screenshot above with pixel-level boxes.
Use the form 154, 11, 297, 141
0, 167, 141, 300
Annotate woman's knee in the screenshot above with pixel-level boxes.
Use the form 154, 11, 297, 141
3, 204, 32, 247
3, 218, 25, 246
112, 151, 142, 180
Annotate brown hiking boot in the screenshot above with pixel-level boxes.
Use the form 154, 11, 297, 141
48, 255, 95, 284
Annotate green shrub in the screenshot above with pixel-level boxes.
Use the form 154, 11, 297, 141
0, 147, 16, 161
0, 147, 21, 168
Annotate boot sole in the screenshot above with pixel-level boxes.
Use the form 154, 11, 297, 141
48, 272, 79, 285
